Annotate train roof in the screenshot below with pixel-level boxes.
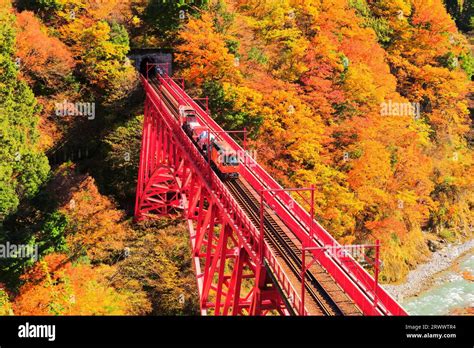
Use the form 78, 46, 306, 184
212, 139, 235, 153
180, 105, 195, 111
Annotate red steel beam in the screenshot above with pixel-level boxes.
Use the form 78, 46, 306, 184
163, 75, 407, 316
136, 76, 298, 315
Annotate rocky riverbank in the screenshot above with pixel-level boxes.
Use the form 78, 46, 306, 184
382, 239, 474, 302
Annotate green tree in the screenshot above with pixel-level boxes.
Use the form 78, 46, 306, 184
103, 115, 143, 204
0, 4, 49, 220
40, 211, 69, 254
142, 0, 209, 44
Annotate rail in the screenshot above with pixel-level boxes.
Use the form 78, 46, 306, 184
161, 75, 407, 316
142, 75, 305, 314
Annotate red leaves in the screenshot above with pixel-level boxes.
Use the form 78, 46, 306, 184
16, 11, 75, 89
14, 253, 130, 315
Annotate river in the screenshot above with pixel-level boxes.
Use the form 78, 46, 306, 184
401, 251, 474, 315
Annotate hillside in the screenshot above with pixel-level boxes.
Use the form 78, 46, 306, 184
0, 0, 472, 314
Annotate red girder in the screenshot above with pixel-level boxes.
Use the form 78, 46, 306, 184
135, 73, 407, 316
136, 78, 288, 315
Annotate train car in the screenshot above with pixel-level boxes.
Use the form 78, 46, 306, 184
208, 140, 240, 180
196, 129, 215, 154
180, 105, 198, 130
189, 118, 240, 180
156, 80, 240, 180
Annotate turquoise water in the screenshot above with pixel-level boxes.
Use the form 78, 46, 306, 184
401, 252, 474, 315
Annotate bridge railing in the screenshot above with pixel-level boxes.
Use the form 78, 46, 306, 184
264, 247, 307, 315
142, 75, 305, 315
162, 75, 407, 316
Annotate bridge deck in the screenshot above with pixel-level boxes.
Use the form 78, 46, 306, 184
138, 71, 408, 316
226, 178, 362, 315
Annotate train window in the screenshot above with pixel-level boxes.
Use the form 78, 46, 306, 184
213, 142, 222, 152
185, 111, 197, 122
228, 155, 239, 166
222, 154, 239, 166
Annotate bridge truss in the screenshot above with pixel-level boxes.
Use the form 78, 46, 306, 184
135, 71, 407, 316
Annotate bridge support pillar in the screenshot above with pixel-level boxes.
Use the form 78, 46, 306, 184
135, 76, 290, 316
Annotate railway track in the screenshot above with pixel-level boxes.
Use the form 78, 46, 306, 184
149, 76, 177, 117
225, 179, 360, 316
148, 75, 361, 316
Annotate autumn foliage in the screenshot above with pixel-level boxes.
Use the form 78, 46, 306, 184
16, 11, 75, 90
175, 12, 239, 85
14, 254, 131, 315
175, 0, 473, 281
60, 175, 130, 262
1, 0, 472, 317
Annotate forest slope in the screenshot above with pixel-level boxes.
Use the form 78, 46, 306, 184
0, 0, 472, 314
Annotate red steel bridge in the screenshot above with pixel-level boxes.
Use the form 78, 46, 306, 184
134, 66, 408, 316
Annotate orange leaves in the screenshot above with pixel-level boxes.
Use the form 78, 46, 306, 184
301, 33, 346, 118
411, 0, 457, 34
15, 11, 75, 89
84, 0, 132, 23
15, 11, 74, 150
365, 218, 408, 240
37, 163, 130, 262
348, 140, 393, 192
0, 285, 13, 315
258, 88, 326, 168
405, 0, 458, 65
60, 176, 130, 262
176, 13, 239, 85
14, 254, 130, 315
300, 0, 397, 120
19, 253, 68, 285
345, 112, 435, 227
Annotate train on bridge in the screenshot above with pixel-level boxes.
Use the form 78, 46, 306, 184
150, 68, 240, 180
135, 61, 408, 316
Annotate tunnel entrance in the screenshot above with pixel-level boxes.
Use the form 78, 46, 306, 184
128, 49, 173, 76
140, 57, 156, 77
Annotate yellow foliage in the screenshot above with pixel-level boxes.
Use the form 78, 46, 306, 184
14, 254, 133, 315
0, 288, 13, 315
176, 13, 240, 85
